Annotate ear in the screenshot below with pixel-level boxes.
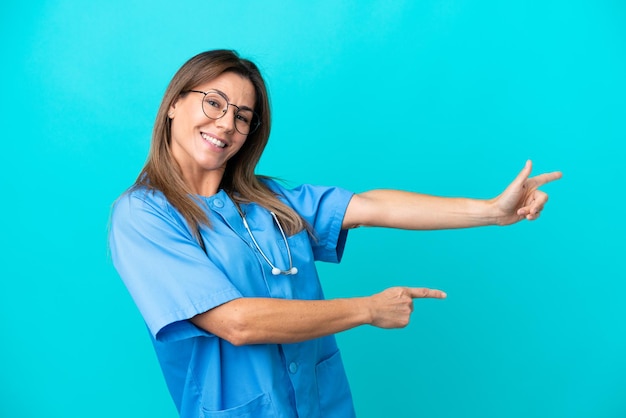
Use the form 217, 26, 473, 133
168, 100, 178, 119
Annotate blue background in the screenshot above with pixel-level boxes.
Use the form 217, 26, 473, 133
2, 1, 625, 417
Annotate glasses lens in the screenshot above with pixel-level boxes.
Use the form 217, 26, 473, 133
201, 93, 227, 119
234, 109, 257, 135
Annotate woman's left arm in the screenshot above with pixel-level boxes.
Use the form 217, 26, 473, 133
343, 160, 562, 230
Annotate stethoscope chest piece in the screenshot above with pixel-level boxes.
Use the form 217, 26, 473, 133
272, 266, 298, 276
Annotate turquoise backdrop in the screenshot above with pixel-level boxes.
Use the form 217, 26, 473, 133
2, 1, 625, 417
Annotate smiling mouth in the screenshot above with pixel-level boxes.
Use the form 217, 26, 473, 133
201, 133, 226, 148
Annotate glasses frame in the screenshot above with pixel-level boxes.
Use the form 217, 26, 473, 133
186, 89, 261, 135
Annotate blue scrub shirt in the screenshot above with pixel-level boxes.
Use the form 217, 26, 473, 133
109, 180, 356, 418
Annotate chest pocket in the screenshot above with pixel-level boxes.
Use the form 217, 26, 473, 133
276, 229, 313, 268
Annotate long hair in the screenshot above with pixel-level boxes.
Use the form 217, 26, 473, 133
133, 50, 305, 245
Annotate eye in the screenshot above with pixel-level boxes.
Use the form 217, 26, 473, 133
236, 112, 251, 125
204, 93, 226, 110
206, 98, 223, 109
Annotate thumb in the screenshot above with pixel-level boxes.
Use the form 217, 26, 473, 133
509, 159, 533, 190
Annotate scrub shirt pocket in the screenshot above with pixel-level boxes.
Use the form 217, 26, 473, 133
276, 229, 311, 268
278, 229, 307, 251
316, 351, 355, 418
200, 393, 277, 418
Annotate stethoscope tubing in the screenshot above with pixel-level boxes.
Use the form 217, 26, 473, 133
234, 201, 298, 276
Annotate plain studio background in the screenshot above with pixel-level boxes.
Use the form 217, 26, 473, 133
1, 1, 624, 417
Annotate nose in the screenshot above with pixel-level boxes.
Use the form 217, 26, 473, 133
215, 105, 237, 133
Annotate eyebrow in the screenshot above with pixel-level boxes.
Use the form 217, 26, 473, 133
213, 88, 255, 112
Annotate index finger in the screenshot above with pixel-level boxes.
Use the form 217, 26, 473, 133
530, 171, 563, 188
407, 287, 447, 299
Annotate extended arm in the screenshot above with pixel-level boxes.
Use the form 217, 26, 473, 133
190, 287, 446, 346
343, 160, 562, 230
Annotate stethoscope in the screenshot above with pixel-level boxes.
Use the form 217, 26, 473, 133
232, 200, 298, 276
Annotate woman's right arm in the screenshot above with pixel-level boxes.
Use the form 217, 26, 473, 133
190, 287, 446, 346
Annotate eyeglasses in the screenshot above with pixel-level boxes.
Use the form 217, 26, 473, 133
186, 89, 261, 135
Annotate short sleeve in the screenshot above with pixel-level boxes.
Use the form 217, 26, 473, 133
109, 190, 243, 342
264, 180, 354, 263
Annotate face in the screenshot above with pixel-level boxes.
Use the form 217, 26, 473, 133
168, 72, 256, 195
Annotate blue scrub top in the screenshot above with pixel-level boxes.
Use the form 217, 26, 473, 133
109, 179, 356, 418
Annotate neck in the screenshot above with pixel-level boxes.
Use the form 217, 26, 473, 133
184, 168, 225, 197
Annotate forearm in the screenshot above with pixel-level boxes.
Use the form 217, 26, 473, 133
344, 189, 499, 230
191, 297, 372, 346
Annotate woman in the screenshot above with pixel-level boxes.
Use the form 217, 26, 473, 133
109, 50, 561, 418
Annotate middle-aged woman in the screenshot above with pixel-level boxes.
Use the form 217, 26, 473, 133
109, 49, 562, 418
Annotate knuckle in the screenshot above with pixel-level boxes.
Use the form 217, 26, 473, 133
389, 287, 402, 297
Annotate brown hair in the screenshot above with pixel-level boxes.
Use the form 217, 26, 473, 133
133, 50, 305, 245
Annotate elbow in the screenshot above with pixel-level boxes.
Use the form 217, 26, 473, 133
217, 309, 258, 347
223, 325, 251, 347
191, 301, 259, 347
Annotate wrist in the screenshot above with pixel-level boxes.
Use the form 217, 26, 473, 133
484, 198, 503, 226
356, 296, 374, 326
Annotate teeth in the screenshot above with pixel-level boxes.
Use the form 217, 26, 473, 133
201, 133, 226, 148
